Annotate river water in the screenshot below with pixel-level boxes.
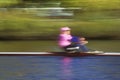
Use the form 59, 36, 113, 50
0, 56, 120, 80
0, 40, 119, 52
0, 40, 120, 80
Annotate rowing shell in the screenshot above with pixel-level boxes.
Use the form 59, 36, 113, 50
0, 52, 120, 56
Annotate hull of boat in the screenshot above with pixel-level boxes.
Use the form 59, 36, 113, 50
0, 52, 120, 56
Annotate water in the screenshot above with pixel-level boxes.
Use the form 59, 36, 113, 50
0, 56, 120, 80
0, 40, 119, 80
0, 40, 119, 52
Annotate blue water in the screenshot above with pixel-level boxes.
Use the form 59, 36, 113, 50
0, 56, 120, 80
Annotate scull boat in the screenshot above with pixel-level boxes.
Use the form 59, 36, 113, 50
0, 52, 120, 56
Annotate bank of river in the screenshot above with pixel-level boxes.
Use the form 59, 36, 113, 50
0, 10, 120, 40
0, 40, 119, 52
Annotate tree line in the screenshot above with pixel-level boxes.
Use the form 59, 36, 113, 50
1, 0, 120, 10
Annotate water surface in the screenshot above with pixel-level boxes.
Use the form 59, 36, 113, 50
0, 56, 120, 80
0, 40, 119, 52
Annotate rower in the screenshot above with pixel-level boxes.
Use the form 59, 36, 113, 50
58, 27, 89, 53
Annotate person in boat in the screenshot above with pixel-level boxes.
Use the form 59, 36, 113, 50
58, 27, 89, 53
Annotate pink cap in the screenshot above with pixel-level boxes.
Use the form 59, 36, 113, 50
60, 27, 71, 31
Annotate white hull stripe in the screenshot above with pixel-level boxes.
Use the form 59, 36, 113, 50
0, 52, 119, 55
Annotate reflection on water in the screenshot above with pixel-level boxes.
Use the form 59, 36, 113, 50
61, 57, 73, 80
60, 56, 120, 80
0, 40, 119, 52
0, 56, 120, 80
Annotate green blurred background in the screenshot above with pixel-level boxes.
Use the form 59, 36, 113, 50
0, 0, 120, 40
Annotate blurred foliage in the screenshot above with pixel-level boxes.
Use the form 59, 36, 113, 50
61, 0, 120, 10
0, 10, 120, 40
0, 0, 120, 40
1, 0, 120, 10
0, 0, 21, 7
